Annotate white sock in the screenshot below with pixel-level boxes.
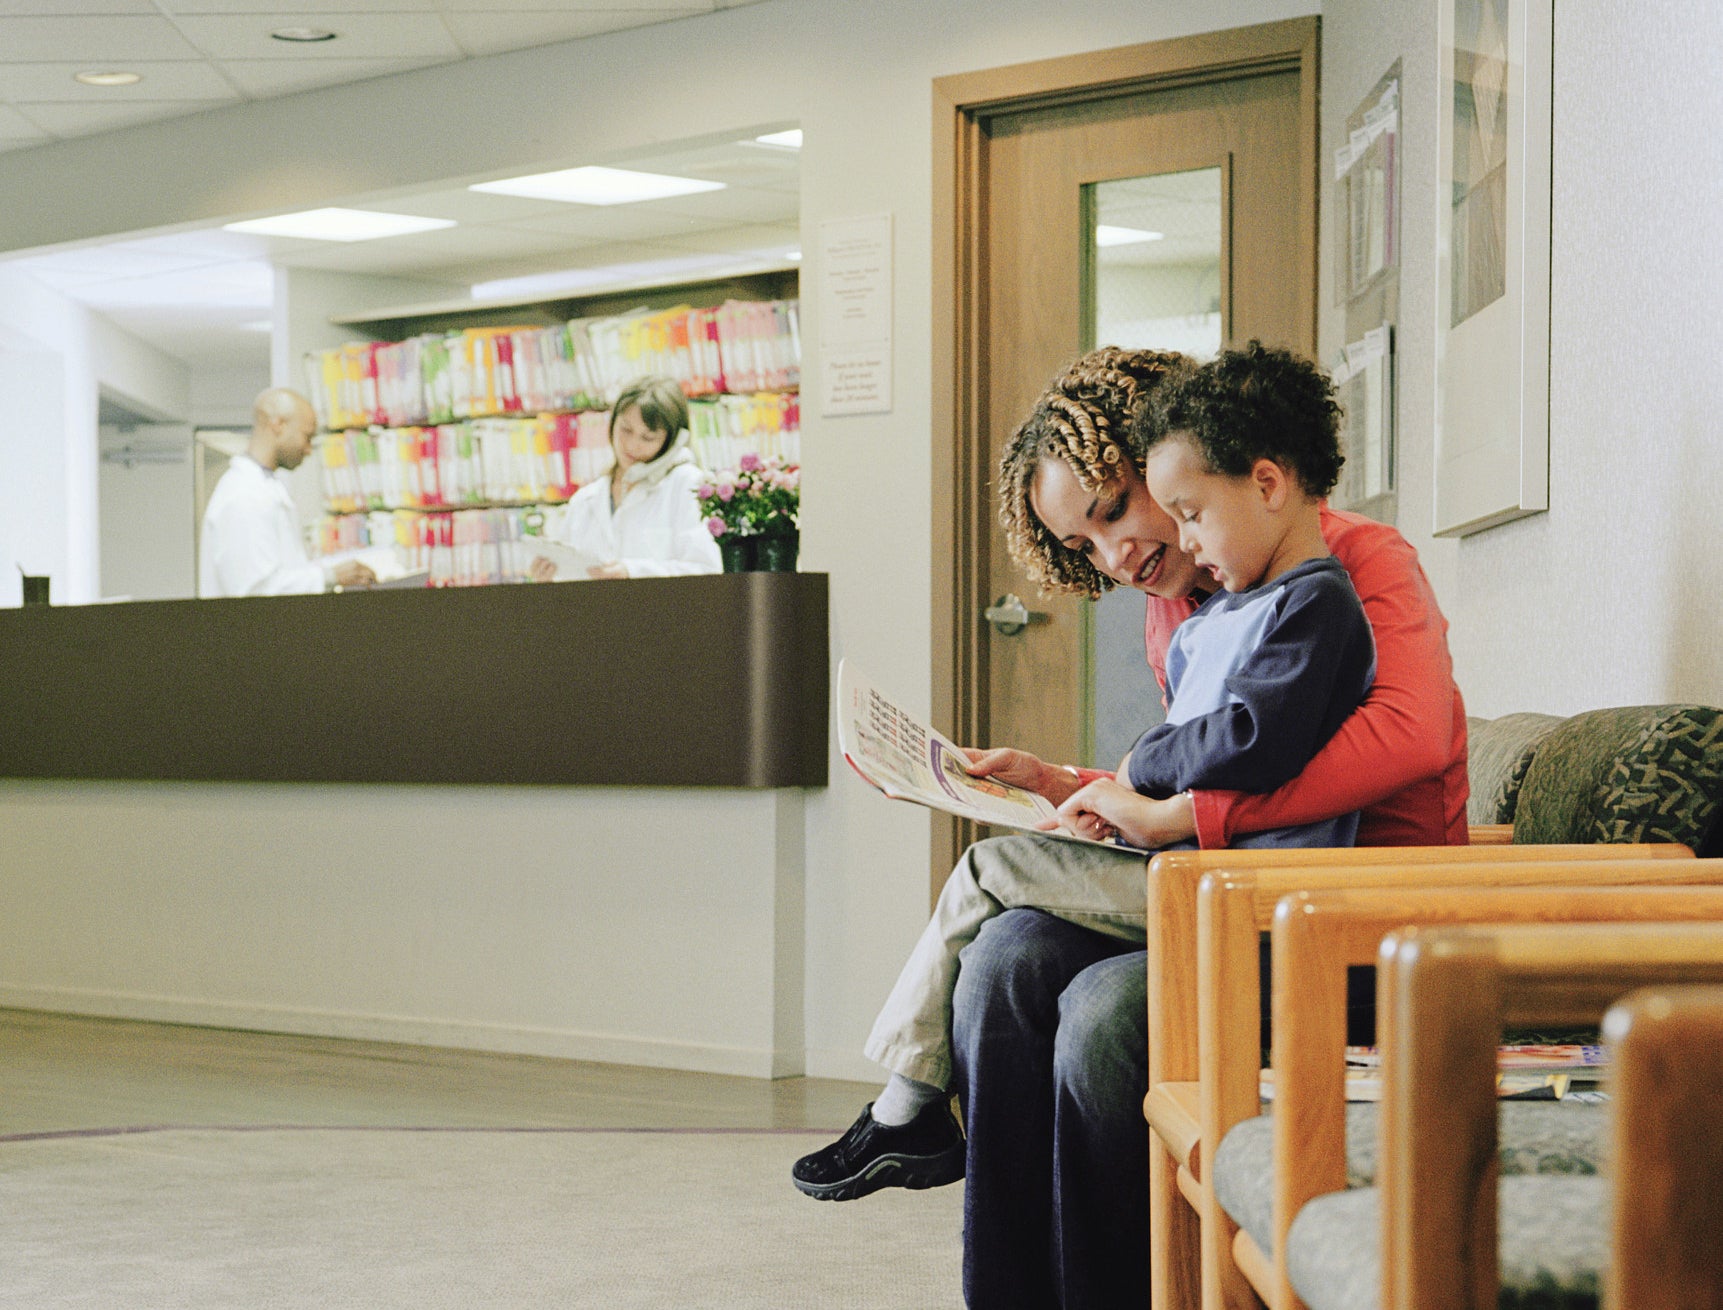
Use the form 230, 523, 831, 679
872, 1073, 944, 1126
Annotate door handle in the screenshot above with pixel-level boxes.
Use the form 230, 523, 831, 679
983, 592, 1048, 636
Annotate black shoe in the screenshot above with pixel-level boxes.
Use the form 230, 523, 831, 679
791, 1099, 966, 1201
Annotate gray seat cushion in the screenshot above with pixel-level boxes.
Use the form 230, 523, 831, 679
1509, 704, 1723, 849
1285, 1176, 1606, 1310
1212, 1102, 1606, 1259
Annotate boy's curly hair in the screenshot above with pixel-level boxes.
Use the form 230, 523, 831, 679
1145, 341, 1345, 496
997, 347, 1193, 597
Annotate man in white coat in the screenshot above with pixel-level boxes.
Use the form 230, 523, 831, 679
199, 388, 375, 597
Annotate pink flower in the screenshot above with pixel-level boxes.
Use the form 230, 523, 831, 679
697, 483, 715, 498
717, 482, 734, 502
705, 515, 727, 537
739, 452, 762, 472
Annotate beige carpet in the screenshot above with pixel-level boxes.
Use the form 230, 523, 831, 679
0, 1126, 964, 1307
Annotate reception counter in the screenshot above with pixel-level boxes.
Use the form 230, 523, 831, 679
0, 573, 827, 1077
0, 571, 828, 788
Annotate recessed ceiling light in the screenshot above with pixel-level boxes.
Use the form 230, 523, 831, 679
74, 71, 142, 87
1095, 225, 1165, 247
271, 27, 337, 42
222, 208, 456, 243
753, 129, 802, 149
785, 249, 802, 262
470, 166, 725, 207
238, 320, 273, 333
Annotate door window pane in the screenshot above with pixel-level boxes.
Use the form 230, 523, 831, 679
1086, 167, 1222, 770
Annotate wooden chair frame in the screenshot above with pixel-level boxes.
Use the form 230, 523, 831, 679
1604, 984, 1723, 1308
1377, 921, 1723, 1310
1143, 841, 1692, 1310
1256, 878, 1723, 1310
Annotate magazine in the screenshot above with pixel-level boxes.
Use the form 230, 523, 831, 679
835, 660, 1143, 850
1259, 1066, 1595, 1103
1343, 1044, 1608, 1073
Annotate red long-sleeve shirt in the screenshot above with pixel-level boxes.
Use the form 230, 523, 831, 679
1136, 507, 1469, 849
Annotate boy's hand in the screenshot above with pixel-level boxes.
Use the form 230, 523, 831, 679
962, 747, 1082, 805
1044, 780, 1196, 851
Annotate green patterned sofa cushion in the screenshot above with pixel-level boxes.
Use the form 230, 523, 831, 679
1467, 713, 1565, 825
1286, 1177, 1606, 1310
1510, 705, 1723, 850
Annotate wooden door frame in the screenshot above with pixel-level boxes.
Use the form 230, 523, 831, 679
929, 18, 1320, 888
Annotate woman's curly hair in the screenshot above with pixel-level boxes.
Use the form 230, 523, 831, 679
1146, 341, 1345, 496
998, 347, 1192, 597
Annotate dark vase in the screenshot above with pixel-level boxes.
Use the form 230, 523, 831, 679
756, 531, 800, 573
718, 535, 757, 573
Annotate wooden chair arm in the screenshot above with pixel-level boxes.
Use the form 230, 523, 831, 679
1378, 922, 1723, 1310
1605, 984, 1723, 1308
1466, 824, 1515, 844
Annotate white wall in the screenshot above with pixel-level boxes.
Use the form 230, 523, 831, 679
98, 423, 196, 601
1320, 0, 1723, 719
0, 0, 1320, 1080
0, 269, 189, 606
0, 783, 806, 1077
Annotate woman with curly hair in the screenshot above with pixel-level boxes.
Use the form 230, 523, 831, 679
796, 343, 1469, 1310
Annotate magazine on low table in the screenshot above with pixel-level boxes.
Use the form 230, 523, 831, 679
836, 659, 1142, 850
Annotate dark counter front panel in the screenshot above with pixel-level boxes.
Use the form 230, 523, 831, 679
0, 573, 828, 787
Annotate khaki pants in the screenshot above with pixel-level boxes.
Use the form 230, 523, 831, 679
863, 833, 1150, 1089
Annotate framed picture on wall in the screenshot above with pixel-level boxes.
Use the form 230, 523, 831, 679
1432, 0, 1552, 537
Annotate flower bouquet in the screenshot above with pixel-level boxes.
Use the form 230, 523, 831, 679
696, 454, 801, 571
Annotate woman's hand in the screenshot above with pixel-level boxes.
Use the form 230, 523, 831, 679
585, 561, 628, 581
1044, 779, 1195, 851
528, 556, 556, 583
962, 747, 1081, 805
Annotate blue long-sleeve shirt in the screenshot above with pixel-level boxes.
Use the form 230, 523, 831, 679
1125, 555, 1375, 803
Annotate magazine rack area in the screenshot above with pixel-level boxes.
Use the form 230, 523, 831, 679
0, 573, 826, 1078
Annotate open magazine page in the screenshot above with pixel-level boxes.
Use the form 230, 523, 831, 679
526, 538, 606, 580
320, 544, 430, 589
836, 660, 1139, 850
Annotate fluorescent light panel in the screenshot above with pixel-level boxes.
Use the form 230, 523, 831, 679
753, 129, 802, 148
1095, 225, 1164, 247
222, 208, 455, 243
470, 166, 724, 206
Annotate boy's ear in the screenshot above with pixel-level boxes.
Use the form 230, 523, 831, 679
1250, 458, 1292, 511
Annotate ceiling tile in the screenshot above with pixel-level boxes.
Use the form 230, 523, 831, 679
159, 0, 435, 11
9, 244, 220, 287
0, 102, 49, 136
168, 13, 463, 61
73, 260, 275, 310
439, 8, 701, 56
433, 1, 712, 12
15, 99, 219, 134
502, 205, 731, 242
217, 55, 452, 98
648, 185, 798, 224
636, 221, 798, 258
0, 137, 44, 153
0, 2, 160, 12
362, 186, 580, 225
0, 16, 203, 61
0, 60, 239, 101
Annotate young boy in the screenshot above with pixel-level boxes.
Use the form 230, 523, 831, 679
793, 342, 1375, 1201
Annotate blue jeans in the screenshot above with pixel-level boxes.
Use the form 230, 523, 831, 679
951, 907, 1149, 1309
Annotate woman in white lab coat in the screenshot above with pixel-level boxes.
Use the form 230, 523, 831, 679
531, 376, 721, 580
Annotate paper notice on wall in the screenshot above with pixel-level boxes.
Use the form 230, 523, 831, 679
819, 214, 892, 415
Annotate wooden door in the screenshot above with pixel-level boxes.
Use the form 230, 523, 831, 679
932, 20, 1319, 876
